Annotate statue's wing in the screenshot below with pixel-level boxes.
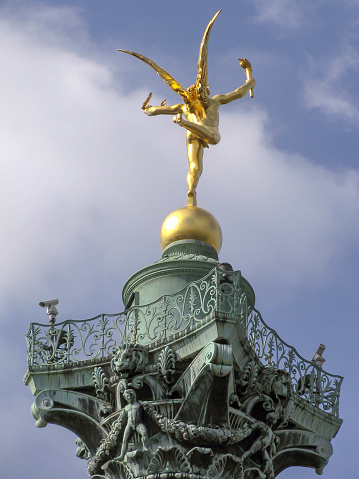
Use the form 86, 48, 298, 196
118, 49, 190, 104
196, 10, 221, 105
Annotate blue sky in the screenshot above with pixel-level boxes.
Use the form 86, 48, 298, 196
1, 1, 358, 478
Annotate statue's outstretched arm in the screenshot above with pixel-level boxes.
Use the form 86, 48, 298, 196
212, 78, 256, 105
144, 104, 184, 116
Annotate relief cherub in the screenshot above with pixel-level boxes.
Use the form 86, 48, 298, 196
119, 10, 255, 206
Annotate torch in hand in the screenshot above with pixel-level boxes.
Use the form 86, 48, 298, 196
239, 58, 253, 98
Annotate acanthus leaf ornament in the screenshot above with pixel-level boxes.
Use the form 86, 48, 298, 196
157, 346, 176, 384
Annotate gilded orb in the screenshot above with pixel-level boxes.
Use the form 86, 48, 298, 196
160, 206, 222, 253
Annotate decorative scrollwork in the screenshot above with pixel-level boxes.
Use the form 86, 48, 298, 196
241, 306, 343, 417
26, 313, 126, 366
25, 266, 343, 417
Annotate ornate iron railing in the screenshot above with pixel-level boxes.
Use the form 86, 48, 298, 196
238, 293, 343, 417
25, 268, 229, 367
25, 313, 126, 366
25, 266, 343, 416
25, 268, 219, 367
123, 269, 219, 344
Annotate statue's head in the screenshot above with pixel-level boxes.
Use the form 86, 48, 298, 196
187, 84, 210, 101
75, 438, 91, 460
186, 84, 208, 119
266, 412, 278, 427
123, 388, 137, 403
187, 84, 198, 99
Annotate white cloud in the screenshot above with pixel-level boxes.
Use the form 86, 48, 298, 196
202, 109, 359, 297
252, 0, 303, 28
302, 47, 359, 123
304, 78, 359, 120
1, 4, 359, 317
0, 7, 184, 315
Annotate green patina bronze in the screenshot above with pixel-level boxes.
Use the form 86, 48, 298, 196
24, 239, 343, 479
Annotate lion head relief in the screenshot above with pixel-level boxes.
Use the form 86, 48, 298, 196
111, 343, 149, 379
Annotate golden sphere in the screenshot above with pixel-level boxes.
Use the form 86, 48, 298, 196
160, 206, 222, 253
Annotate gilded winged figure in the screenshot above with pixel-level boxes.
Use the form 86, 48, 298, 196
119, 10, 255, 206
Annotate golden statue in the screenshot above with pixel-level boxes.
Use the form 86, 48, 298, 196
119, 10, 255, 206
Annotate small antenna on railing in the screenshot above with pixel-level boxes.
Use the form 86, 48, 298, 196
39, 299, 59, 324
312, 344, 326, 368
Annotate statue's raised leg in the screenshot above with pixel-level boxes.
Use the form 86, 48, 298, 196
173, 114, 220, 145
